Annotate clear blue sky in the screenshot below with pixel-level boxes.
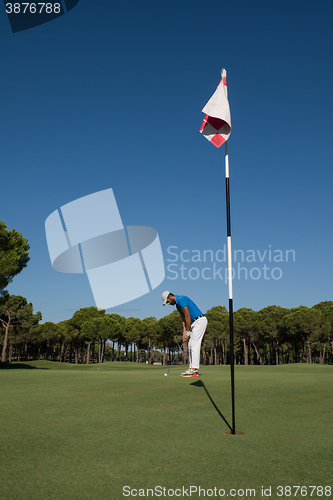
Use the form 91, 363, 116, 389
2, 0, 333, 323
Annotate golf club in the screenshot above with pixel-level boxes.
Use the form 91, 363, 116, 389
163, 342, 184, 377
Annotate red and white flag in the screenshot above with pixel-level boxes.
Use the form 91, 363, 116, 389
200, 69, 231, 148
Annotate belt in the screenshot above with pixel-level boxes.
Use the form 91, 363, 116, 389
192, 315, 205, 323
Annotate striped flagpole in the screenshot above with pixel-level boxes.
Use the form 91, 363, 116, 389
223, 70, 235, 435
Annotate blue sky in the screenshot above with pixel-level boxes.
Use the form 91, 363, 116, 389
1, 0, 333, 323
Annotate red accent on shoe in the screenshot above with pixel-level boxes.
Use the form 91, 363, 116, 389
190, 371, 199, 377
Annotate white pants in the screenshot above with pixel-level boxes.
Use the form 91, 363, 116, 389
188, 316, 208, 370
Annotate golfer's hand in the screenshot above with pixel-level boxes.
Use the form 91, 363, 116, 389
183, 331, 191, 342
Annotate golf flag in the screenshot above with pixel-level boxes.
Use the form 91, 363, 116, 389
200, 69, 231, 148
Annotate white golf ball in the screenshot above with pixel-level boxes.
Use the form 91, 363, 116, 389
163, 373, 168, 376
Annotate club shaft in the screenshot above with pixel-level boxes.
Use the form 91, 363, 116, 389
167, 342, 184, 374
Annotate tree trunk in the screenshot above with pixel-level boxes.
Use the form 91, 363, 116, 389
101, 339, 105, 363
148, 336, 151, 363
44, 339, 50, 361
243, 338, 249, 365
293, 341, 297, 363
59, 342, 63, 362
214, 342, 218, 365
299, 340, 304, 362
63, 342, 68, 363
320, 342, 326, 364
305, 340, 312, 363
98, 337, 101, 363
284, 345, 289, 364
59, 340, 65, 363
86, 344, 90, 364
269, 341, 272, 365
150, 343, 155, 364
8, 344, 13, 362
252, 342, 262, 365
209, 341, 213, 365
1, 323, 10, 362
275, 340, 279, 365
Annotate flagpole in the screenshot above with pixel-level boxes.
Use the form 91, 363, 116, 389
199, 67, 235, 434
224, 139, 235, 435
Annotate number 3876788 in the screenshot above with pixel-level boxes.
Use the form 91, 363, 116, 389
5, 3, 61, 14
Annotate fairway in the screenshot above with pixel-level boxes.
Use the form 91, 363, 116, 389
0, 363, 332, 500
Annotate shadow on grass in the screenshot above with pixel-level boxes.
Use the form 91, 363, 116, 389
191, 379, 232, 431
0, 362, 47, 370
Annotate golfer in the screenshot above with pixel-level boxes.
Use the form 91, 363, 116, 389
161, 291, 207, 378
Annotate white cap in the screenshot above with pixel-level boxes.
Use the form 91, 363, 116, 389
161, 291, 170, 306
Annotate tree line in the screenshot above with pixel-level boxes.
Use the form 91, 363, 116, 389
1, 297, 332, 365
1, 218, 332, 365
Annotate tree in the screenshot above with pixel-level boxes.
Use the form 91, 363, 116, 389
234, 308, 261, 365
40, 321, 63, 361
0, 295, 41, 362
284, 306, 321, 363
157, 311, 182, 365
0, 220, 30, 296
259, 306, 288, 365
142, 317, 158, 364
82, 315, 115, 363
205, 306, 229, 365
123, 318, 143, 362
70, 307, 105, 364
106, 314, 124, 361
312, 302, 333, 363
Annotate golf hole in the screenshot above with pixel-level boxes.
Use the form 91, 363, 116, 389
224, 431, 244, 435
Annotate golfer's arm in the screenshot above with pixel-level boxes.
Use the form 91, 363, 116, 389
182, 306, 192, 331
178, 310, 187, 338
179, 310, 186, 334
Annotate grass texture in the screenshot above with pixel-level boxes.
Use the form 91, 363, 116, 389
0, 362, 332, 499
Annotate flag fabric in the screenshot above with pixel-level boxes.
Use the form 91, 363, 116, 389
200, 69, 231, 148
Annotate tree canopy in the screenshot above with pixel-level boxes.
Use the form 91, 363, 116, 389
0, 220, 30, 296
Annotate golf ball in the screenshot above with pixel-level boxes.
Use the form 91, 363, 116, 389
163, 373, 168, 376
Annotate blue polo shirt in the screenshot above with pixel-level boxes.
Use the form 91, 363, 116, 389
176, 295, 203, 321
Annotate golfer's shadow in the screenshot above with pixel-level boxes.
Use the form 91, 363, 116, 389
191, 380, 232, 431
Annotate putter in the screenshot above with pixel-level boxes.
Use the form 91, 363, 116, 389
163, 342, 184, 377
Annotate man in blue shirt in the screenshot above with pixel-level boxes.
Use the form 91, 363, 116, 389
162, 291, 208, 378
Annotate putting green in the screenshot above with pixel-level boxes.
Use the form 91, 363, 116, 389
0, 362, 332, 499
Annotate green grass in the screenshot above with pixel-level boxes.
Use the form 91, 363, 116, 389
0, 362, 332, 500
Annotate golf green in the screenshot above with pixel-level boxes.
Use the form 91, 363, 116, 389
0, 362, 332, 499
